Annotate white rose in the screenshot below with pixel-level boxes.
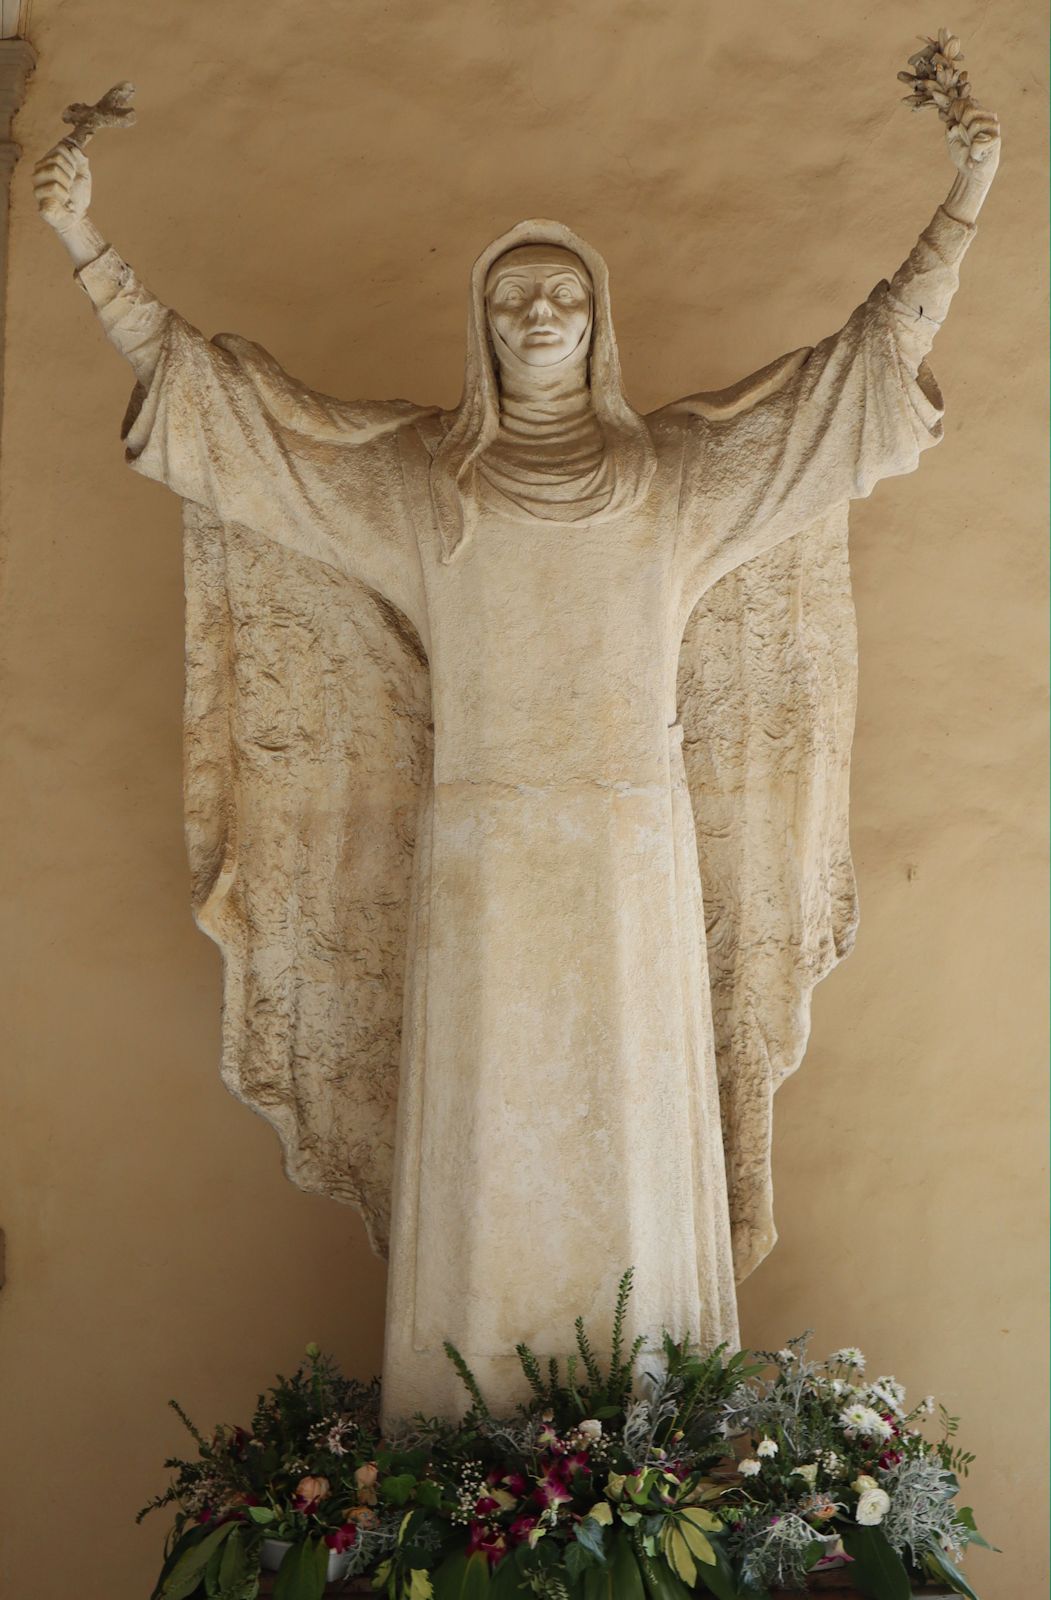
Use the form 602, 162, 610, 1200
851, 1475, 878, 1493
739, 1459, 762, 1477
855, 1487, 891, 1526
578, 1419, 602, 1442
792, 1463, 818, 1487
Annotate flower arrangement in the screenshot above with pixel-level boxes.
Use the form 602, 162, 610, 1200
141, 1274, 993, 1600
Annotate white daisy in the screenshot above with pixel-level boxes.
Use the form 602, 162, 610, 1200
839, 1403, 892, 1441
828, 1347, 866, 1371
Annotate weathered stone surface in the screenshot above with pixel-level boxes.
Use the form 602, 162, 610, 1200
31, 72, 1000, 1425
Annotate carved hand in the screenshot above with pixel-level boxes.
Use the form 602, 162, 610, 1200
33, 141, 91, 231
33, 142, 105, 268
945, 99, 1001, 183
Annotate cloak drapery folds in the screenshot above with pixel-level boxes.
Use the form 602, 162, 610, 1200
128, 223, 877, 1285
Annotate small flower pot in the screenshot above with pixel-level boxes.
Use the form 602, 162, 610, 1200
259, 1537, 355, 1584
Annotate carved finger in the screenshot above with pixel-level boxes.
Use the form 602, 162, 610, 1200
52, 144, 77, 173
32, 178, 68, 199
32, 153, 65, 179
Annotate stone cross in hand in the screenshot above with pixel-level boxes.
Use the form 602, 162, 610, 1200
61, 81, 136, 150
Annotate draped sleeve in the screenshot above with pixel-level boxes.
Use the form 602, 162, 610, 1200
675, 280, 947, 601
76, 247, 429, 631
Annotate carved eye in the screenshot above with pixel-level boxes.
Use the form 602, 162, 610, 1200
500, 287, 525, 306
553, 285, 577, 303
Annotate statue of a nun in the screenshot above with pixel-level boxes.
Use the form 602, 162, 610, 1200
34, 53, 1000, 1421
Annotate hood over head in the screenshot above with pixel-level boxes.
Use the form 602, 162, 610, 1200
430, 219, 657, 561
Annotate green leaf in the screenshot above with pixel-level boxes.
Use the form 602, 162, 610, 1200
676, 1514, 716, 1568
161, 1523, 238, 1600
635, 1546, 693, 1600
664, 1526, 696, 1588
839, 1524, 912, 1600
381, 1473, 418, 1506
462, 1552, 491, 1600
433, 1551, 490, 1600
583, 1567, 612, 1600
204, 1541, 225, 1600
691, 1540, 746, 1600
433, 1552, 468, 1600
415, 1479, 445, 1510
217, 1529, 253, 1599
273, 1538, 328, 1600
247, 1507, 275, 1526
922, 1544, 983, 1600
802, 1540, 827, 1572
151, 1531, 206, 1600
409, 1570, 435, 1600
489, 1553, 528, 1600
575, 1516, 608, 1564
565, 1541, 593, 1584
610, 1535, 645, 1600
956, 1507, 998, 1551
679, 1507, 721, 1536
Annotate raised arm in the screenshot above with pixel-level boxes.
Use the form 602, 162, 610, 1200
33, 136, 432, 633
886, 31, 1000, 375
678, 33, 1001, 600
33, 141, 168, 384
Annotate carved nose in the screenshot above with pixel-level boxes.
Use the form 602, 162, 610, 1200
527, 295, 554, 322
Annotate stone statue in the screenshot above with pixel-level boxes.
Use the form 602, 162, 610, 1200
34, 38, 1000, 1422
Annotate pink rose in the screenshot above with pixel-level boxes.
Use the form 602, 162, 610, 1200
292, 1475, 331, 1514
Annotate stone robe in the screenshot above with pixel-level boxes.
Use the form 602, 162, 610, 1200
77, 211, 971, 1419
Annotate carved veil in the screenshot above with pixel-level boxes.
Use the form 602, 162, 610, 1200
179, 225, 858, 1288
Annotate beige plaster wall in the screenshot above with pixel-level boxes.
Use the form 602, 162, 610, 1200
1, 3, 1045, 1596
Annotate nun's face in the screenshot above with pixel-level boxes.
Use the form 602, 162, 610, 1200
485, 245, 592, 367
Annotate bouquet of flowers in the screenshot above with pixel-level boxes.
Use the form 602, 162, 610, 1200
141, 1273, 993, 1600
712, 1337, 992, 1596
139, 1349, 400, 1597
